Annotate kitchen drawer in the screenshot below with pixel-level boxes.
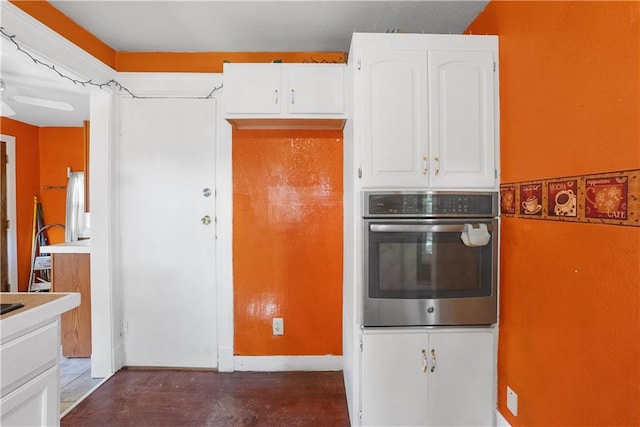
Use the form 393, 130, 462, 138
1, 320, 59, 394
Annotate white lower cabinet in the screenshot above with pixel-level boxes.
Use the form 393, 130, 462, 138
360, 328, 495, 426
1, 320, 61, 426
1, 366, 59, 426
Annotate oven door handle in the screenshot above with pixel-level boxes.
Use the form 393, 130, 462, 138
369, 223, 485, 233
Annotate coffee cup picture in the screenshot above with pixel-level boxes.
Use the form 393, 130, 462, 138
520, 183, 542, 215
522, 196, 540, 214
586, 185, 623, 214
553, 189, 576, 216
555, 190, 573, 206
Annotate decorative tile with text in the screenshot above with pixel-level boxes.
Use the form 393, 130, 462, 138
548, 179, 578, 217
520, 183, 542, 216
585, 175, 628, 220
500, 185, 517, 215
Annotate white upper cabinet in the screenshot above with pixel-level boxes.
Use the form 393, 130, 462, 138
350, 33, 499, 190
223, 63, 345, 129
429, 50, 496, 189
360, 49, 428, 188
286, 65, 345, 114
224, 64, 282, 114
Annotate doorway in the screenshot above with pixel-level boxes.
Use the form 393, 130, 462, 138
117, 98, 218, 368
1, 140, 7, 292
0, 134, 17, 292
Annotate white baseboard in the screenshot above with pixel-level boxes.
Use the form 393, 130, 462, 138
495, 409, 512, 427
234, 355, 343, 372
218, 346, 234, 372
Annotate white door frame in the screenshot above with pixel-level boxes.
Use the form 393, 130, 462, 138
1, 1, 120, 377
0, 135, 18, 292
117, 73, 234, 372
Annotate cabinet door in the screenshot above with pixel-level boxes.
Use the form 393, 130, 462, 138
361, 330, 429, 426
360, 50, 429, 188
286, 65, 344, 114
426, 330, 495, 426
428, 50, 496, 189
0, 366, 59, 426
224, 64, 281, 114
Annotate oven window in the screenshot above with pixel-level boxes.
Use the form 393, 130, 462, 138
369, 228, 493, 299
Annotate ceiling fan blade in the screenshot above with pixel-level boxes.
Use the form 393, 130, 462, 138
10, 95, 74, 111
1, 100, 16, 116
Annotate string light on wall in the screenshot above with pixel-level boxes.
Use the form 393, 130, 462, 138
0, 26, 223, 99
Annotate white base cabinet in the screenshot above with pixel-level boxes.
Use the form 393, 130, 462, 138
1, 293, 80, 427
1, 366, 59, 426
360, 328, 495, 426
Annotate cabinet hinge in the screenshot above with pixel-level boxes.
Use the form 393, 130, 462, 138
495, 169, 498, 179
357, 166, 362, 179
493, 61, 496, 72
359, 338, 363, 352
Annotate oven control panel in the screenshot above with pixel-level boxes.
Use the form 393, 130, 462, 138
364, 191, 498, 217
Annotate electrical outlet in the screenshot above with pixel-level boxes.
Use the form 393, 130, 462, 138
507, 386, 518, 416
272, 318, 284, 336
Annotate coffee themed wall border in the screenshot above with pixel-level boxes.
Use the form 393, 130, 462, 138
500, 169, 640, 227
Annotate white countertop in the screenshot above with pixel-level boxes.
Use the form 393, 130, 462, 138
39, 239, 90, 254
0, 292, 81, 340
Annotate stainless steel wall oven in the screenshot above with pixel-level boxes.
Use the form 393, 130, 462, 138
363, 191, 498, 326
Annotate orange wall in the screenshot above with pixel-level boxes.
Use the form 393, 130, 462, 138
1, 118, 40, 292
116, 52, 346, 73
233, 129, 343, 355
38, 127, 85, 245
468, 1, 640, 425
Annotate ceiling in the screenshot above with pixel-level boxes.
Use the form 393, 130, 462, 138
0, 48, 91, 127
0, 0, 488, 127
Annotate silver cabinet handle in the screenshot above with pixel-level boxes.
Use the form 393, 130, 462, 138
430, 349, 437, 372
291, 89, 295, 104
422, 156, 428, 175
201, 215, 211, 225
422, 349, 428, 373
434, 157, 440, 176
274, 89, 279, 104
